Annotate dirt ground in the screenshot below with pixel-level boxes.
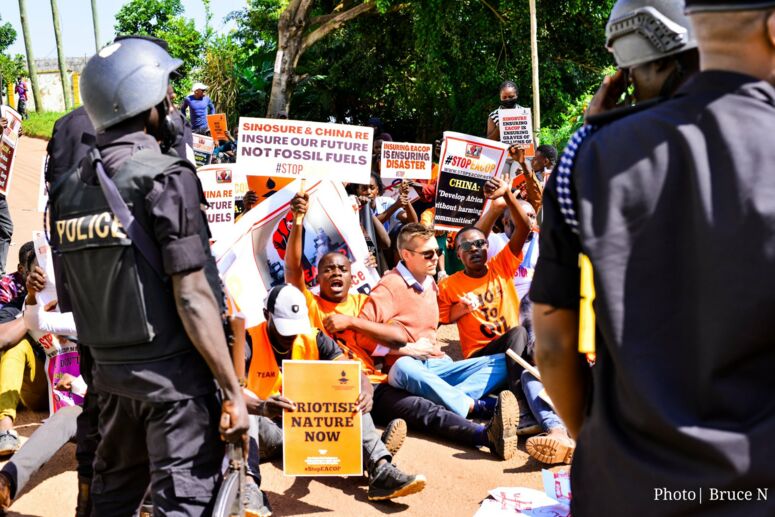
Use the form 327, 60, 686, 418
0, 136, 566, 516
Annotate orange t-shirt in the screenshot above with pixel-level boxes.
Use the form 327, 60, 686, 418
303, 289, 387, 383
438, 246, 523, 358
246, 321, 319, 399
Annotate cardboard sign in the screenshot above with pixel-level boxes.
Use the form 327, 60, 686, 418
197, 165, 239, 241
433, 131, 508, 232
246, 176, 295, 203
380, 141, 433, 179
237, 118, 373, 184
193, 134, 215, 166
282, 360, 362, 476
207, 113, 229, 141
499, 107, 535, 156
212, 180, 379, 328
0, 105, 22, 196
193, 134, 215, 167
33, 231, 58, 307
41, 336, 83, 415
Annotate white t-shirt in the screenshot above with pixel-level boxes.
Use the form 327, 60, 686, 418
487, 232, 540, 299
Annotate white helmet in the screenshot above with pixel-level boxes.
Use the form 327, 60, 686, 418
605, 0, 697, 68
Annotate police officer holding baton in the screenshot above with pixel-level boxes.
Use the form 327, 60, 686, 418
49, 38, 248, 515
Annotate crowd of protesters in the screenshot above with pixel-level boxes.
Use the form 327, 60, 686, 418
1, 0, 774, 515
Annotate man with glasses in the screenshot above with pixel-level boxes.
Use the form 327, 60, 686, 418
361, 221, 520, 458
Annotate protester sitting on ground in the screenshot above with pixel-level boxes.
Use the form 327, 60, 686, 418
0, 243, 48, 458
243, 284, 427, 502
214, 128, 238, 163
486, 80, 521, 141
180, 82, 215, 133
325, 223, 517, 459
0, 263, 85, 512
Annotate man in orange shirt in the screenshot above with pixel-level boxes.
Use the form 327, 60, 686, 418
437, 178, 533, 399
242, 284, 426, 502
285, 191, 409, 450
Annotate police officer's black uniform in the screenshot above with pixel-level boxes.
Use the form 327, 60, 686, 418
49, 39, 226, 516
531, 69, 775, 514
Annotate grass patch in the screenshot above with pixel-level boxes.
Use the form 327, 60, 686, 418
21, 111, 69, 140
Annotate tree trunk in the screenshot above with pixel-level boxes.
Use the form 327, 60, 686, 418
18, 0, 43, 113
51, 0, 72, 110
266, 7, 306, 117
529, 0, 540, 141
266, 1, 379, 118
91, 0, 101, 51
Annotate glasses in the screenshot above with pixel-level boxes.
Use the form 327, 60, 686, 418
406, 248, 443, 260
459, 239, 488, 252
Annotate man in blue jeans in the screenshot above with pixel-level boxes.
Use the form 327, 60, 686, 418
521, 371, 575, 465
180, 82, 215, 133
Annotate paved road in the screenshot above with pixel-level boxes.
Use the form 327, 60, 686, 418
1, 136, 561, 516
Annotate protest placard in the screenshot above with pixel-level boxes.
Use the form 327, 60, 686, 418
433, 132, 508, 232
499, 107, 535, 156
33, 231, 58, 307
197, 164, 240, 241
246, 175, 295, 203
41, 335, 83, 415
0, 105, 22, 196
236, 118, 373, 184
193, 134, 215, 167
212, 180, 378, 328
382, 178, 420, 205
207, 113, 229, 141
380, 141, 433, 179
282, 360, 362, 476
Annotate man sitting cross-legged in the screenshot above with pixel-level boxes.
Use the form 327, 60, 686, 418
243, 284, 426, 502
439, 178, 541, 435
286, 197, 517, 460
320, 220, 519, 460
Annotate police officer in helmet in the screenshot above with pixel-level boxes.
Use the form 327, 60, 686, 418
586, 0, 700, 120
49, 38, 248, 515
531, 0, 775, 514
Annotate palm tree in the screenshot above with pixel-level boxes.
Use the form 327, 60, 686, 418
17, 0, 42, 113
50, 0, 72, 110
90, 0, 101, 51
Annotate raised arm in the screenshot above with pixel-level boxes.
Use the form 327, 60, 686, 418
285, 192, 308, 291
484, 177, 531, 255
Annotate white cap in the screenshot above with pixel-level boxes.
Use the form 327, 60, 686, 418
192, 82, 208, 91
264, 285, 311, 337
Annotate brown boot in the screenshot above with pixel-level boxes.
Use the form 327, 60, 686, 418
75, 476, 91, 517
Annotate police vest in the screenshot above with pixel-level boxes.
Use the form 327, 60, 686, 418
247, 322, 320, 399
50, 149, 223, 364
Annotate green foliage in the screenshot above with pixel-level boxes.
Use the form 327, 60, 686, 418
114, 0, 184, 35
232, 0, 617, 142
0, 16, 16, 53
22, 111, 68, 140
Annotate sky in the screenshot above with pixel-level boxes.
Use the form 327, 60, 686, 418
2, 0, 247, 60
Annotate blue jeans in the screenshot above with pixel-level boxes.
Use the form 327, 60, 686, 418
388, 354, 509, 417
521, 370, 564, 432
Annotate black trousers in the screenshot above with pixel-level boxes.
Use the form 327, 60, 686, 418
75, 346, 98, 480
371, 383, 480, 446
90, 391, 224, 517
0, 195, 13, 275
470, 325, 528, 394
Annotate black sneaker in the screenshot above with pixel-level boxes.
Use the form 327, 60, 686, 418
0, 431, 20, 459
485, 391, 518, 460
381, 418, 407, 458
367, 462, 426, 501
243, 478, 272, 517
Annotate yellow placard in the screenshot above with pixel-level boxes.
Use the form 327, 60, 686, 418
282, 360, 362, 476
207, 113, 229, 141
